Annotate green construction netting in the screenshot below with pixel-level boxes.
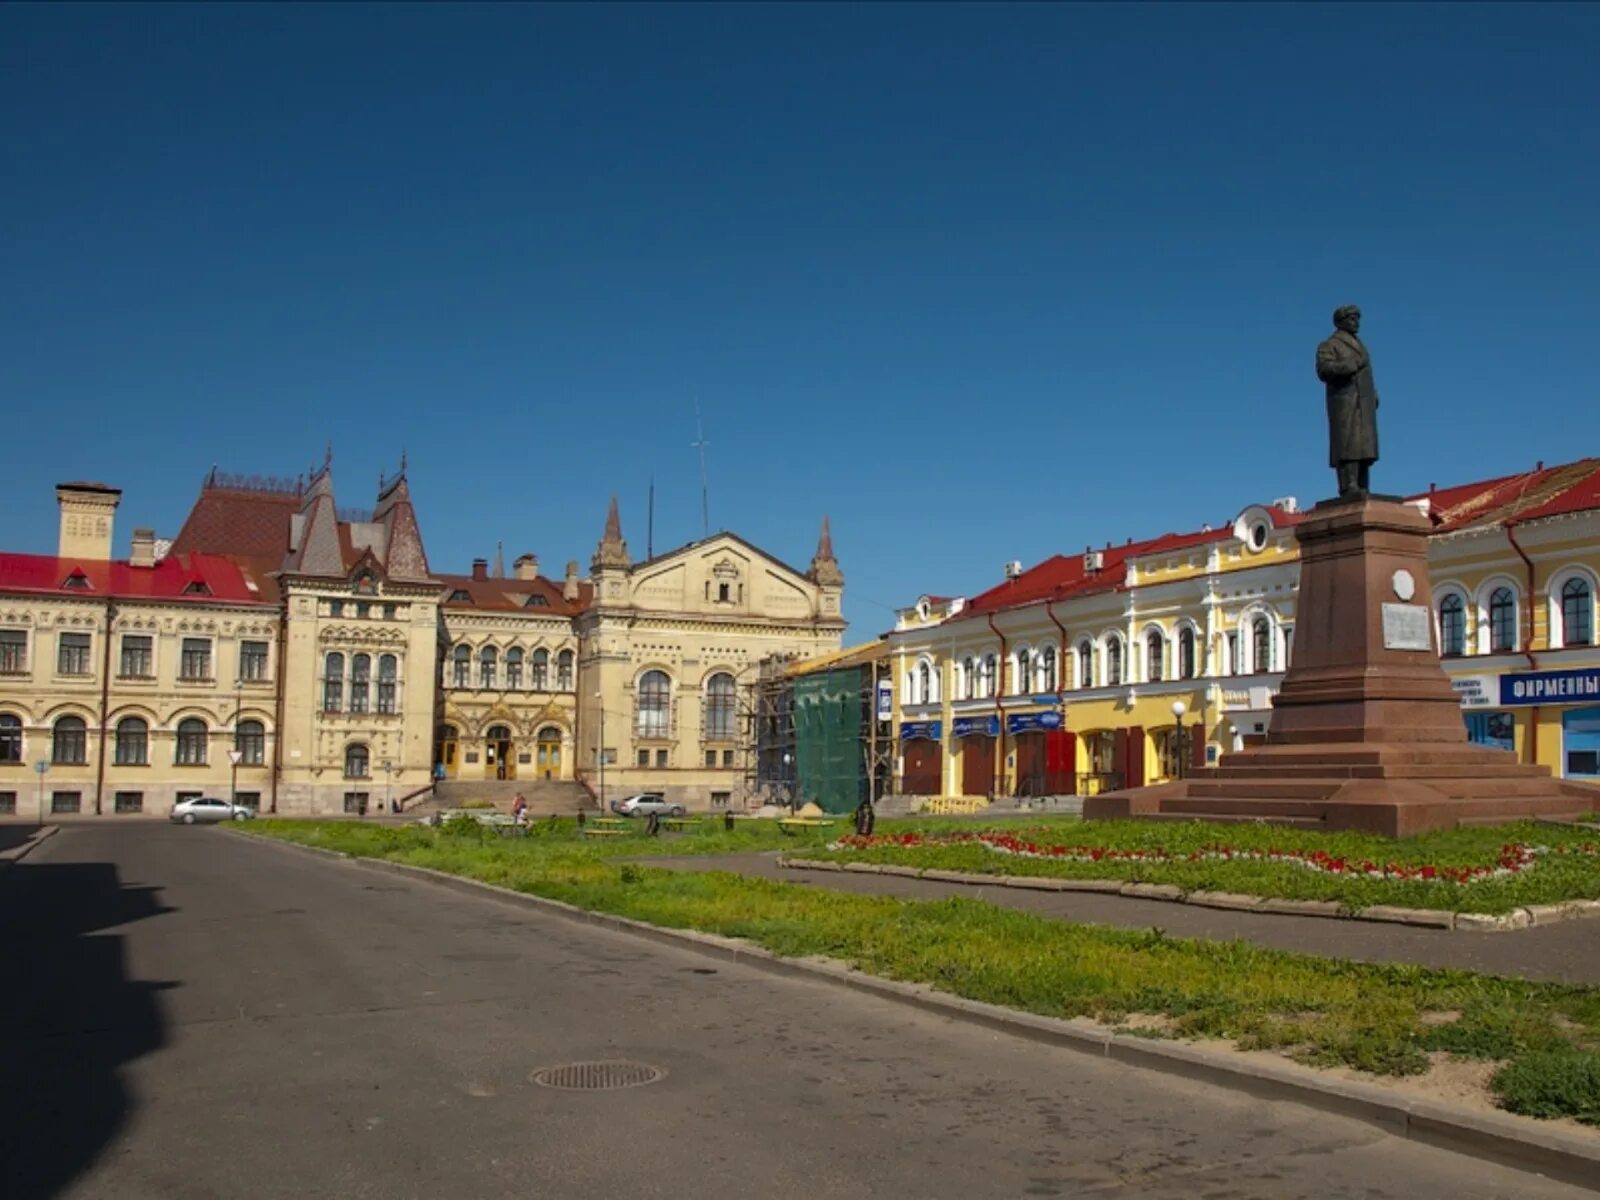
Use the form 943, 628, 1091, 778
792, 666, 866, 814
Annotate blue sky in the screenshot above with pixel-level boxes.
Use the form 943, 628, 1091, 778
4, 4, 1598, 632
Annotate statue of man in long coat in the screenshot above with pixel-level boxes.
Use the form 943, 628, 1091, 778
1315, 305, 1379, 498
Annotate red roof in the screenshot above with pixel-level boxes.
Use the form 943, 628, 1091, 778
0, 551, 270, 604
170, 485, 301, 560
436, 572, 592, 615
1413, 458, 1600, 532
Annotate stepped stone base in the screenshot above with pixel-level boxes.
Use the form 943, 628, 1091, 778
1085, 495, 1600, 837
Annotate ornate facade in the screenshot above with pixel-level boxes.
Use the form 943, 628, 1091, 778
0, 463, 846, 818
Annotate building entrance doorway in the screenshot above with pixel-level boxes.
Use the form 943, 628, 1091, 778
536, 726, 562, 779
961, 734, 996, 798
485, 724, 516, 780
434, 724, 459, 779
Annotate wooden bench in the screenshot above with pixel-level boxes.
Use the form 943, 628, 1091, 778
580, 827, 630, 838
661, 818, 701, 832
777, 818, 837, 836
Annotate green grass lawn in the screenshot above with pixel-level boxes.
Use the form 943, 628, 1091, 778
804, 818, 1600, 915
242, 818, 1600, 1125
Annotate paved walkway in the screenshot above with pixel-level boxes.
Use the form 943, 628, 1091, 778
646, 851, 1600, 985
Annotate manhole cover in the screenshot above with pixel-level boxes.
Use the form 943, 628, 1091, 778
530, 1061, 665, 1091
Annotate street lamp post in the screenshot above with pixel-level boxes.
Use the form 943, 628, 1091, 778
1171, 700, 1188, 780
382, 760, 394, 815
229, 676, 243, 805
34, 759, 48, 827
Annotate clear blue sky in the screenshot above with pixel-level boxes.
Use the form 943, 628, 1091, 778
4, 4, 1598, 633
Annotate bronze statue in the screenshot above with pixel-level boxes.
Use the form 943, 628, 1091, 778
1315, 305, 1379, 498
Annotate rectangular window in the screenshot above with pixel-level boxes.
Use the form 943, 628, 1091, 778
236, 724, 265, 765
637, 749, 649, 767
58, 632, 91, 675
0, 629, 27, 674
113, 791, 144, 814
0, 792, 16, 815
377, 682, 396, 714
51, 791, 82, 814
356, 602, 371, 619
382, 604, 397, 620
710, 791, 731, 808
236, 792, 261, 811
722, 750, 734, 768
240, 640, 269, 681
1225, 631, 1239, 677
180, 638, 212, 681
705, 750, 716, 768
343, 792, 369, 814
120, 634, 153, 678
655, 749, 668, 769
329, 600, 344, 617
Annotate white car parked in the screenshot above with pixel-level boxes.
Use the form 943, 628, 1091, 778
170, 796, 254, 824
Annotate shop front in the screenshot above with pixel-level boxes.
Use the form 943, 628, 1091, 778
953, 715, 999, 798
1007, 710, 1074, 796
899, 720, 943, 795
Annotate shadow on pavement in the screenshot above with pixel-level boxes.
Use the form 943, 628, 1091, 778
0, 825, 41, 855
0, 858, 175, 1198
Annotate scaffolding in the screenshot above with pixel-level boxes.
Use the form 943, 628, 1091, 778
747, 642, 890, 814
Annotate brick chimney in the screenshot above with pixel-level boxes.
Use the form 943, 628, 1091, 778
514, 553, 539, 581
129, 527, 157, 568
563, 560, 581, 602
471, 558, 489, 582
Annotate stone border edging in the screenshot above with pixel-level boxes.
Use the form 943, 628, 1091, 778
780, 857, 1600, 933
234, 830, 1600, 1190
0, 825, 59, 870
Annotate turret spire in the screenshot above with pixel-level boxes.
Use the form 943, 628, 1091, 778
808, 514, 843, 587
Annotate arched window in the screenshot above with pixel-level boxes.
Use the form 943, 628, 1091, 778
1078, 641, 1094, 689
52, 715, 87, 765
1178, 626, 1197, 679
377, 654, 398, 714
324, 652, 344, 712
451, 644, 470, 688
350, 653, 371, 714
344, 742, 369, 779
1252, 617, 1272, 673
1439, 594, 1466, 657
0, 713, 21, 763
705, 672, 737, 739
962, 656, 975, 700
532, 648, 549, 690
637, 670, 672, 738
175, 717, 208, 765
1146, 631, 1165, 683
114, 717, 148, 765
236, 719, 265, 765
1562, 577, 1594, 647
479, 645, 498, 689
505, 647, 523, 690
980, 654, 997, 698
1013, 649, 1030, 696
1040, 645, 1057, 693
1105, 636, 1123, 687
557, 649, 574, 690
916, 662, 932, 705
1488, 587, 1517, 653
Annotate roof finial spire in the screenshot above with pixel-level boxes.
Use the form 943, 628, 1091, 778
493, 541, 505, 579
324, 441, 333, 470
592, 494, 631, 571
808, 514, 843, 588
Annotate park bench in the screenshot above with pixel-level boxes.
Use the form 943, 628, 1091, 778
776, 818, 837, 836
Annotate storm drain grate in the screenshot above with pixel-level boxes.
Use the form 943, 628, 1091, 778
530, 1061, 665, 1091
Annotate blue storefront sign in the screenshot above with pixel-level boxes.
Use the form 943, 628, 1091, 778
1006, 711, 1064, 735
1499, 668, 1600, 707
899, 720, 942, 742
952, 716, 1000, 738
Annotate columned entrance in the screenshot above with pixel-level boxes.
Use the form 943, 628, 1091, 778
536, 726, 562, 779
485, 724, 516, 780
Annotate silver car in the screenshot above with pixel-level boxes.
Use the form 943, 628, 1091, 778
170, 796, 254, 824
614, 793, 686, 818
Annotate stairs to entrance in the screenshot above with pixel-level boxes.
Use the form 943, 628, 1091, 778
410, 778, 590, 818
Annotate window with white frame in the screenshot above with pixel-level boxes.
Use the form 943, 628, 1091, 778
1251, 616, 1272, 673
1145, 630, 1165, 683
344, 742, 370, 779
505, 648, 523, 690
532, 649, 549, 690
240, 640, 270, 681
1560, 576, 1594, 647
53, 715, 87, 764
917, 661, 932, 705
557, 649, 574, 690
1487, 586, 1517, 653
1177, 626, 1197, 679
236, 719, 265, 765
1013, 648, 1031, 696
705, 672, 737, 739
1439, 593, 1466, 657
479, 645, 497, 689
1040, 645, 1057, 692
114, 717, 148, 765
0, 713, 21, 763
1077, 641, 1093, 689
451, 644, 470, 688
120, 634, 153, 678
961, 656, 975, 700
179, 637, 212, 681
58, 632, 91, 676
1105, 635, 1124, 687
0, 630, 26, 674
175, 718, 208, 765
980, 654, 997, 698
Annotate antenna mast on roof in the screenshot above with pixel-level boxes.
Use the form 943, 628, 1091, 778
691, 401, 711, 538
647, 475, 655, 560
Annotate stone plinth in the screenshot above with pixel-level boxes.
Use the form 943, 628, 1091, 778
1086, 497, 1597, 837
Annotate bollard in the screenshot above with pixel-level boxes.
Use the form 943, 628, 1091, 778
723, 810, 735, 832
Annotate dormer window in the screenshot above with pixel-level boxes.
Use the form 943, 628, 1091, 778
449, 589, 472, 603
525, 594, 549, 608
354, 573, 378, 595
62, 571, 91, 590
183, 580, 211, 596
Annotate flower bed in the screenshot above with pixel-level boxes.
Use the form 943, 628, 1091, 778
830, 831, 1600, 886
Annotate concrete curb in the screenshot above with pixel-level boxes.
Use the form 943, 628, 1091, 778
245, 832, 1600, 1191
778, 857, 1600, 933
0, 824, 59, 870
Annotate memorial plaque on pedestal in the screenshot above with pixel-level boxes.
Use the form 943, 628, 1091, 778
1381, 603, 1432, 651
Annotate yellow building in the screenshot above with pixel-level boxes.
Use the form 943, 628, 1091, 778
886, 459, 1600, 801
1, 464, 847, 819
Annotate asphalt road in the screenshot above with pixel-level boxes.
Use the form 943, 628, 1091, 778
1, 825, 1592, 1200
